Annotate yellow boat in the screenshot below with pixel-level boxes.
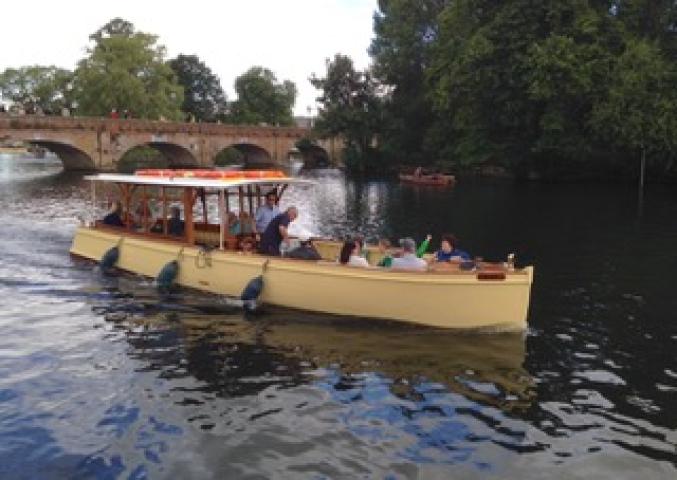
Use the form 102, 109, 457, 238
70, 169, 534, 330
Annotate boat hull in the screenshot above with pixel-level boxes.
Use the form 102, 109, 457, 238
399, 173, 455, 186
71, 227, 533, 331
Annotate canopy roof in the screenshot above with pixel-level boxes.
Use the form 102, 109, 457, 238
84, 173, 315, 189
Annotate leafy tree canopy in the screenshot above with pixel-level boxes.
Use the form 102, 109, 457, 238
73, 18, 183, 120
169, 54, 227, 122
0, 66, 74, 114
229, 67, 297, 126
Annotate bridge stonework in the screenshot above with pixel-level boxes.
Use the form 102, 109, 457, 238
0, 115, 342, 171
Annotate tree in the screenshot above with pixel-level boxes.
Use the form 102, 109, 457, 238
169, 54, 227, 122
591, 39, 677, 181
229, 67, 296, 126
72, 19, 183, 120
310, 54, 383, 171
369, 0, 446, 162
0, 66, 74, 114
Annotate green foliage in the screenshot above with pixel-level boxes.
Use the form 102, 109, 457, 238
591, 39, 677, 166
229, 67, 296, 126
310, 54, 383, 172
358, 0, 677, 178
169, 54, 227, 122
117, 145, 168, 173
0, 66, 74, 113
73, 19, 183, 120
214, 147, 244, 166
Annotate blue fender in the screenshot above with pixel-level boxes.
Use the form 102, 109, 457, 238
157, 260, 180, 291
241, 275, 264, 301
100, 246, 119, 271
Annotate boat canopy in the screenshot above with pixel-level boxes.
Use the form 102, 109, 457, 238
84, 172, 315, 189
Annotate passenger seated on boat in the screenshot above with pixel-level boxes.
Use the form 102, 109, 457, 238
239, 237, 255, 255
339, 240, 370, 267
254, 191, 280, 235
239, 211, 255, 235
258, 206, 298, 256
287, 233, 321, 260
227, 212, 241, 235
391, 238, 428, 271
376, 238, 394, 267
102, 201, 125, 227
435, 234, 470, 262
168, 206, 184, 237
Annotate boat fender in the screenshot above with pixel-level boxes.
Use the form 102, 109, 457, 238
157, 260, 180, 291
240, 275, 264, 312
100, 246, 120, 272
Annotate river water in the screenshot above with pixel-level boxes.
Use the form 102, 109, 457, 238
0, 154, 675, 479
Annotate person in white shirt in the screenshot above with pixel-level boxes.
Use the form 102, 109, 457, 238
339, 239, 370, 268
391, 238, 428, 271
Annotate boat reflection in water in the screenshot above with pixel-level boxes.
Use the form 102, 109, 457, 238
94, 284, 534, 413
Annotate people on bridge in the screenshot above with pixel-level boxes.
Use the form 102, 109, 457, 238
102, 201, 125, 227
168, 206, 185, 236
255, 191, 280, 235
391, 238, 428, 271
434, 234, 470, 263
258, 206, 298, 256
339, 239, 370, 268
287, 233, 322, 261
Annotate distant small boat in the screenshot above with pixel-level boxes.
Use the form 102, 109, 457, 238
399, 172, 455, 186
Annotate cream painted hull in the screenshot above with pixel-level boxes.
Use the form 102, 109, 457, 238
70, 227, 534, 330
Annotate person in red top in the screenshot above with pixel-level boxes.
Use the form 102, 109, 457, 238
110, 108, 119, 119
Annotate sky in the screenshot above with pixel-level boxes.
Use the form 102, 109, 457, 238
0, 0, 378, 115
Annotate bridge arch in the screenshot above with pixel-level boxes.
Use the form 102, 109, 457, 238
28, 140, 95, 171
119, 142, 199, 172
295, 143, 330, 168
214, 143, 273, 168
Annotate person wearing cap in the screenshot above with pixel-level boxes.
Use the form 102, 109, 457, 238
391, 238, 428, 271
259, 206, 298, 256
286, 232, 321, 260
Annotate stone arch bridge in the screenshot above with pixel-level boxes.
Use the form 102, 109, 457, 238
0, 115, 342, 171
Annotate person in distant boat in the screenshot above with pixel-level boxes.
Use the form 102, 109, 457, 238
102, 201, 125, 227
339, 239, 370, 267
254, 191, 280, 236
168, 206, 184, 236
287, 233, 322, 260
259, 206, 298, 256
414, 166, 423, 177
391, 238, 428, 271
435, 234, 470, 262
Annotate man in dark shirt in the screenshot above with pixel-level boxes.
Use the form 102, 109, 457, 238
258, 206, 298, 256
102, 201, 125, 227
167, 206, 184, 236
287, 233, 321, 260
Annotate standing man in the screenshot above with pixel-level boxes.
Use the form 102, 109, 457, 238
259, 207, 298, 256
254, 191, 280, 236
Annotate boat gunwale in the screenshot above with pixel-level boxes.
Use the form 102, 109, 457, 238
73, 226, 533, 286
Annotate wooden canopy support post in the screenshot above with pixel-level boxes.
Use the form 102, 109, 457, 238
162, 187, 168, 234
218, 189, 225, 250
238, 187, 244, 213
183, 187, 195, 245
255, 185, 262, 209
142, 185, 149, 232
246, 185, 254, 215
